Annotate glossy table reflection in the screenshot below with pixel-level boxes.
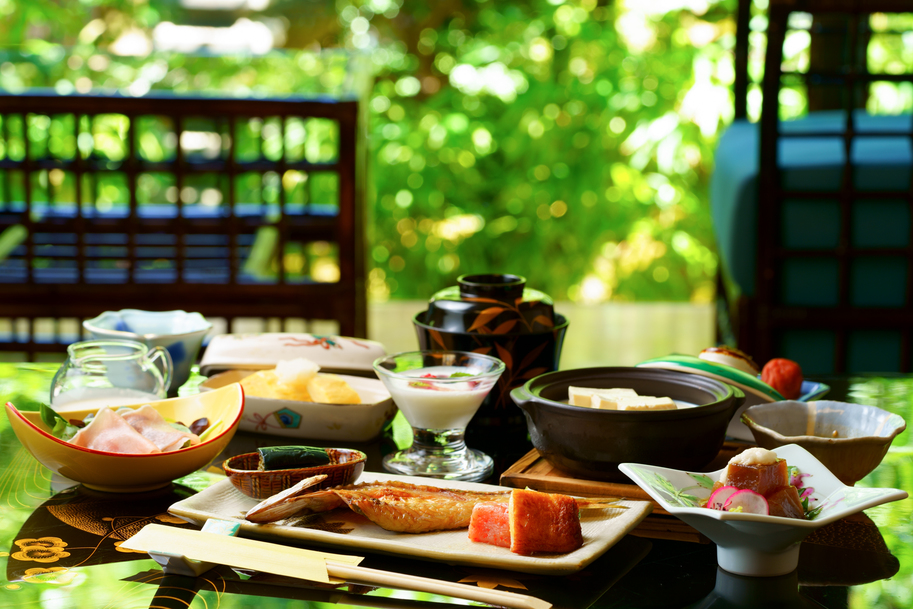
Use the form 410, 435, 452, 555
1, 364, 910, 609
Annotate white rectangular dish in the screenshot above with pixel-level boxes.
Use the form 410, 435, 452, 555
201, 370, 396, 442
168, 472, 653, 575
200, 333, 386, 376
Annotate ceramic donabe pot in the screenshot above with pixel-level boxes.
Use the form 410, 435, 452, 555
511, 367, 745, 481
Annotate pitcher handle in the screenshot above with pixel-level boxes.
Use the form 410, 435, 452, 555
147, 346, 174, 394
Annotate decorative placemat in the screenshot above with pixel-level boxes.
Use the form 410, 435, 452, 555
499, 442, 756, 544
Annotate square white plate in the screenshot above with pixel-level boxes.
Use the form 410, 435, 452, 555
169, 471, 653, 575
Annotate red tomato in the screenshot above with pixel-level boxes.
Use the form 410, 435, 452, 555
761, 358, 804, 399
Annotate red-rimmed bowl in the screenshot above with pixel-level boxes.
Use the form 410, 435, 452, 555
223, 448, 366, 500
5, 383, 244, 493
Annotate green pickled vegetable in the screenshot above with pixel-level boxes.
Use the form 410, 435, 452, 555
257, 446, 330, 471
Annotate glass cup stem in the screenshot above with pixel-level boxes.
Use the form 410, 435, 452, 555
381, 425, 494, 481
410, 427, 468, 454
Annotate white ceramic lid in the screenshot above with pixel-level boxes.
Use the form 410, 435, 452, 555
199, 333, 386, 376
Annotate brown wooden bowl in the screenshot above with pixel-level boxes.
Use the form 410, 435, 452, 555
222, 448, 366, 500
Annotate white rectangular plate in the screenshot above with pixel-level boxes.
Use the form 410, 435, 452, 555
169, 472, 653, 575
201, 371, 397, 442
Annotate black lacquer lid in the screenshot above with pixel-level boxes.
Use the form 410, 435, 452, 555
421, 273, 556, 334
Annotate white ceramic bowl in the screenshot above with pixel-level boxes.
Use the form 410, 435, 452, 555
620, 444, 907, 577
84, 310, 213, 391
741, 400, 907, 485
201, 370, 396, 442
637, 355, 830, 441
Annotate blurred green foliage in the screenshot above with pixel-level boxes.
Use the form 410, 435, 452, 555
3, 2, 910, 304
0, 0, 738, 304
360, 1, 729, 304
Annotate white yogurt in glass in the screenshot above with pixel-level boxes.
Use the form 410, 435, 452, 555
382, 366, 495, 430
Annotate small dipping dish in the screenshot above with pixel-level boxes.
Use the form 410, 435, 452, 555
223, 448, 366, 500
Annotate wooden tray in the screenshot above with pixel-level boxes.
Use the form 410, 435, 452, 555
499, 441, 755, 544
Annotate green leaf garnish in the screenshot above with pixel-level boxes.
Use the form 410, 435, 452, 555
652, 473, 700, 507
197, 419, 223, 443
687, 473, 716, 490
168, 421, 193, 434
39, 403, 80, 441
39, 402, 62, 428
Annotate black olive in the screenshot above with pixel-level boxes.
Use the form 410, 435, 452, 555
189, 417, 210, 435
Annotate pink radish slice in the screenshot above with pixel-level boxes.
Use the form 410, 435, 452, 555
723, 489, 769, 515
707, 486, 739, 510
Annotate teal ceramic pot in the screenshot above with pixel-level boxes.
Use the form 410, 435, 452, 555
413, 274, 568, 433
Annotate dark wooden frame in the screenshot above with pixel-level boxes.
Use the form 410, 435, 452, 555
0, 91, 366, 359
724, 0, 913, 372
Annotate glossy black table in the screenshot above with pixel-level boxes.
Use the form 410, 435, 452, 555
1, 365, 910, 609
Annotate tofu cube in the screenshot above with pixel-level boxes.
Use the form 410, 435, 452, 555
616, 396, 677, 411
568, 386, 637, 407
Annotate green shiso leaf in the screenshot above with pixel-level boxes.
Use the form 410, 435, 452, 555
39, 403, 80, 441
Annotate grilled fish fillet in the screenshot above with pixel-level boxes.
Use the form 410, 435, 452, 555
334, 483, 511, 533
245, 479, 626, 534
246, 479, 510, 530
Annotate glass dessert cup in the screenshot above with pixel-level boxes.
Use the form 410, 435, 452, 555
373, 351, 505, 482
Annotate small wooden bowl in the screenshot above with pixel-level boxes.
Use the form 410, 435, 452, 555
222, 448, 366, 500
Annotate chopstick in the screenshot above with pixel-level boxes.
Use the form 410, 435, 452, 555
326, 561, 551, 609
124, 523, 551, 609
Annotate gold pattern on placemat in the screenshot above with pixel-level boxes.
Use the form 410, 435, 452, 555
5, 484, 199, 584
0, 447, 53, 511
